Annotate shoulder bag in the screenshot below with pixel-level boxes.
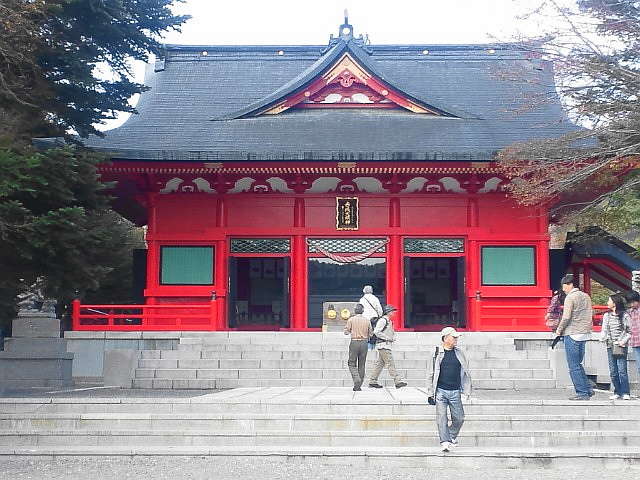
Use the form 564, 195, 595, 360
611, 344, 627, 358
427, 347, 439, 405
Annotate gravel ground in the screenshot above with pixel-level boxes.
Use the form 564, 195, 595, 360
1, 456, 638, 480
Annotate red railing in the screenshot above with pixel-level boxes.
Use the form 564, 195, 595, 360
71, 299, 217, 331
70, 299, 610, 331
592, 304, 608, 328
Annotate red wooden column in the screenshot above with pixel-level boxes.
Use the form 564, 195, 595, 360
214, 238, 227, 330
144, 193, 159, 306
467, 239, 480, 331
292, 197, 307, 330
292, 235, 307, 330
387, 197, 403, 329
583, 265, 592, 295
386, 234, 403, 329
213, 196, 228, 330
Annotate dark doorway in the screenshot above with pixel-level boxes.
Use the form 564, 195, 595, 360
307, 258, 386, 328
228, 257, 290, 330
404, 257, 465, 330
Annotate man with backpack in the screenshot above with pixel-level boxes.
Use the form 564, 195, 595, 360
360, 285, 384, 351
368, 305, 407, 389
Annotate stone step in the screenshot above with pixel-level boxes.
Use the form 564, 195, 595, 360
177, 340, 525, 352
137, 358, 551, 372
2, 446, 638, 469
2, 413, 638, 432
135, 367, 554, 382
154, 349, 548, 363
2, 429, 638, 447
175, 334, 521, 347
131, 377, 559, 390
2, 398, 638, 416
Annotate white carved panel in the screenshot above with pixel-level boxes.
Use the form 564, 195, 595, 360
267, 177, 293, 193
440, 177, 464, 193
193, 177, 216, 193
309, 177, 341, 193
159, 177, 183, 193
478, 177, 502, 193
402, 177, 428, 193
229, 177, 255, 193
353, 177, 384, 193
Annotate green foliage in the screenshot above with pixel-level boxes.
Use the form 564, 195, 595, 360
0, 0, 189, 139
0, 1, 187, 331
0, 146, 144, 332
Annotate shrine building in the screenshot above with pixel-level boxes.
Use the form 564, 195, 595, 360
60, 19, 589, 332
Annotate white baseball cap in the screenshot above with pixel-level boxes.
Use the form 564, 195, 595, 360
440, 326, 461, 338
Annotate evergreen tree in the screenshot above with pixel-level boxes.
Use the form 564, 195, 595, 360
1, 0, 189, 139
0, 1, 188, 333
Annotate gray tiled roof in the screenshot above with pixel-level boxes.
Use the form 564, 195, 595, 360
72, 38, 578, 162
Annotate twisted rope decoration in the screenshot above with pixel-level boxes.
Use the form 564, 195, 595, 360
307, 239, 389, 263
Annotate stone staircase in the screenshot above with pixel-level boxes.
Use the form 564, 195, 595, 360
130, 332, 556, 390
1, 388, 639, 468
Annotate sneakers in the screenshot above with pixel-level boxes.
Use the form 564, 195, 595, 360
440, 442, 451, 452
569, 395, 590, 401
622, 394, 631, 400
449, 438, 458, 447
395, 382, 407, 389
368, 383, 383, 388
609, 394, 620, 400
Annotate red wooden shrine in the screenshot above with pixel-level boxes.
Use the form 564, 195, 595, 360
67, 18, 596, 332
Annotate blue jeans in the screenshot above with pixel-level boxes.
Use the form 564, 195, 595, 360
435, 388, 465, 444
563, 336, 593, 397
606, 347, 630, 396
635, 347, 640, 383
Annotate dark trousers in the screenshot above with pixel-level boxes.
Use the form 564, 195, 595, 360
348, 339, 368, 387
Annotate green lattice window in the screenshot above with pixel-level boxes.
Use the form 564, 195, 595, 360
230, 238, 290, 253
404, 238, 464, 253
160, 246, 214, 285
482, 246, 535, 286
307, 238, 387, 253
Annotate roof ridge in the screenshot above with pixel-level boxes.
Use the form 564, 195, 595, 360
212, 38, 475, 121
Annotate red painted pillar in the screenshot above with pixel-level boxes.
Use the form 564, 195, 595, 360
387, 235, 403, 329
583, 265, 592, 295
294, 198, 305, 227
216, 196, 227, 227
145, 193, 158, 306
215, 238, 227, 330
72, 299, 81, 330
467, 239, 479, 331
467, 197, 479, 227
292, 234, 307, 330
389, 198, 400, 228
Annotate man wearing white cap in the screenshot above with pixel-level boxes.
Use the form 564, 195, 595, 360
427, 326, 472, 452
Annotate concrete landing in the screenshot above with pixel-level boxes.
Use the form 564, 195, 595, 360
1, 387, 640, 468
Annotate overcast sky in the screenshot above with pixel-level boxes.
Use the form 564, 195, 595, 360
101, 0, 574, 130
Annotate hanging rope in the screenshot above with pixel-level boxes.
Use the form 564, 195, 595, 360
307, 239, 389, 263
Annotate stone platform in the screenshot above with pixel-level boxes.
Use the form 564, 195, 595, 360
1, 387, 639, 468
0, 313, 73, 389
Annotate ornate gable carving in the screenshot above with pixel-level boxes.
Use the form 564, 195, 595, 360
262, 54, 440, 115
